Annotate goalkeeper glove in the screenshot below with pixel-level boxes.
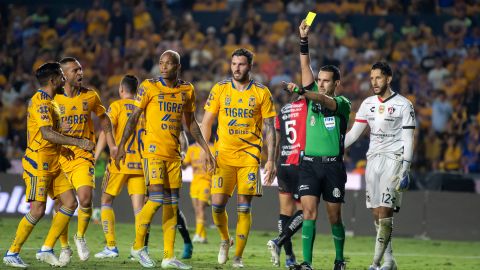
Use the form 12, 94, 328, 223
395, 160, 411, 192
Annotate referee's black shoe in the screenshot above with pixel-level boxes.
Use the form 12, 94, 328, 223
289, 261, 314, 270
333, 260, 346, 270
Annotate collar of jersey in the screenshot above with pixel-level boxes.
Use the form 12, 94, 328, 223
62, 88, 81, 97
377, 91, 397, 103
37, 89, 52, 100
230, 78, 253, 91
159, 77, 183, 88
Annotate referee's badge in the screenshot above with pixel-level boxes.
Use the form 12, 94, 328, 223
324, 116, 336, 130
310, 115, 316, 126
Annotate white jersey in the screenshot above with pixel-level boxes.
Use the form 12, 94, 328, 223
355, 92, 415, 158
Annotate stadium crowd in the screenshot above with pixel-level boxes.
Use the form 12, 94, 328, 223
0, 0, 479, 175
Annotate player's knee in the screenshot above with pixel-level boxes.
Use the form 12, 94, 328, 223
101, 193, 114, 205
302, 207, 317, 220
79, 197, 92, 208
64, 198, 78, 211
237, 203, 251, 214
30, 203, 47, 220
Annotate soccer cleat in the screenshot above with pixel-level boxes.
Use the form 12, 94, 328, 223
380, 259, 398, 270
128, 246, 149, 261
181, 243, 193, 259
333, 260, 346, 270
218, 237, 234, 264
161, 257, 192, 269
285, 255, 297, 268
192, 234, 207, 244
3, 252, 28, 268
267, 239, 281, 267
232, 256, 244, 268
74, 234, 90, 261
130, 246, 155, 268
94, 246, 119, 258
289, 262, 314, 270
58, 247, 73, 266
368, 264, 380, 270
36, 249, 61, 267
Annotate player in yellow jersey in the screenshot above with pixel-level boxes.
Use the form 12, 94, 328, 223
183, 141, 214, 244
3, 62, 95, 268
54, 57, 117, 263
201, 48, 277, 268
91, 75, 146, 259
115, 50, 215, 269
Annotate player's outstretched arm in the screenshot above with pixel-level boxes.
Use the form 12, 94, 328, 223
99, 114, 117, 159
115, 106, 142, 169
283, 80, 337, 112
40, 126, 95, 151
95, 131, 106, 161
185, 111, 215, 173
263, 116, 277, 185
299, 20, 315, 87
344, 122, 368, 148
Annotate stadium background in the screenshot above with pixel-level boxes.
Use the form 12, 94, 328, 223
0, 0, 479, 245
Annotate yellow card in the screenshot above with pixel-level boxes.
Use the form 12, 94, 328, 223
305, 12, 316, 26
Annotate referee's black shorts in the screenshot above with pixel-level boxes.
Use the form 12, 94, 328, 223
298, 155, 347, 203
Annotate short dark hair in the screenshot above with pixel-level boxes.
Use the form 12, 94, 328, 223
121, 74, 139, 94
59, 57, 78, 65
319, 65, 341, 81
231, 48, 254, 65
35, 62, 62, 86
371, 61, 393, 77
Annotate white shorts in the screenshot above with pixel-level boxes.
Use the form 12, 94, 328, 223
365, 154, 402, 209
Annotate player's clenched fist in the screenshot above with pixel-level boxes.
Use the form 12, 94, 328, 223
299, 19, 310, 38
78, 138, 95, 151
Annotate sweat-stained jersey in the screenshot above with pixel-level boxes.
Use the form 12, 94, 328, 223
107, 99, 145, 174
134, 77, 195, 161
54, 87, 106, 171
275, 98, 307, 166
354, 92, 416, 158
184, 143, 214, 182
204, 79, 277, 166
23, 90, 62, 176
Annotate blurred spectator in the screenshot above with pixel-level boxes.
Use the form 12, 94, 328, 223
441, 135, 462, 171
108, 0, 131, 42
0, 142, 11, 172
427, 58, 450, 90
431, 91, 452, 134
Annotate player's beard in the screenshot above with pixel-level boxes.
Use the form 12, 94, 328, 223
232, 70, 249, 83
374, 83, 388, 96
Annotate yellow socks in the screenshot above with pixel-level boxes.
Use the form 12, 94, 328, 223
234, 203, 252, 258
195, 217, 206, 238
101, 204, 116, 248
9, 212, 39, 253
133, 192, 163, 250
162, 194, 178, 259
43, 206, 75, 248
212, 204, 229, 241
77, 206, 92, 238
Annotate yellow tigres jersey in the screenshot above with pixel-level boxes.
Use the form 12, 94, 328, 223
107, 99, 145, 174
204, 79, 276, 166
183, 143, 213, 182
134, 77, 195, 161
23, 90, 62, 176
54, 87, 106, 170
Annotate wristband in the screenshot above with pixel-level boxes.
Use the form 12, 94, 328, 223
300, 38, 308, 55
293, 87, 306, 95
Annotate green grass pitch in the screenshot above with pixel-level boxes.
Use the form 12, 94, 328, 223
1, 217, 479, 269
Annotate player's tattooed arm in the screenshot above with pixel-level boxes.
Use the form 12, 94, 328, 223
99, 114, 118, 159
263, 116, 277, 185
115, 106, 142, 168
40, 126, 94, 151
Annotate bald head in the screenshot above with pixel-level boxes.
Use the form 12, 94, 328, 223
159, 50, 181, 80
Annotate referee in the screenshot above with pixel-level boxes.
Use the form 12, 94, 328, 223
287, 20, 351, 270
